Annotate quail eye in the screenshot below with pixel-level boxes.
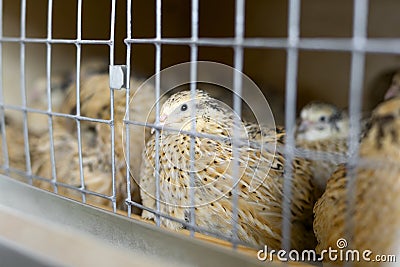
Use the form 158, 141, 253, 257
319, 116, 326, 122
180, 104, 188, 111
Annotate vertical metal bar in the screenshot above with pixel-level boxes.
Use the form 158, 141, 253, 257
46, 0, 58, 194
109, 90, 117, 211
154, 0, 162, 227
230, 0, 245, 249
125, 0, 132, 217
282, 0, 300, 252
188, 0, 199, 238
75, 0, 86, 203
353, 0, 369, 40
0, 0, 9, 170
109, 0, 116, 67
20, 0, 32, 183
109, 0, 117, 212
345, 1, 368, 265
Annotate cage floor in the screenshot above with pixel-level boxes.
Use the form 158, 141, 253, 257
0, 175, 319, 266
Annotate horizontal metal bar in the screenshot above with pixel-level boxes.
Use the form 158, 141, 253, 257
31, 177, 114, 201
0, 37, 112, 45
123, 37, 288, 48
125, 37, 400, 54
125, 119, 350, 163
125, 200, 246, 247
124, 119, 234, 142
0, 167, 114, 201
2, 104, 111, 124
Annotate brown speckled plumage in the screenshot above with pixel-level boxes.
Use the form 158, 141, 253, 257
32, 74, 159, 211
140, 90, 317, 250
31, 122, 119, 207
0, 115, 30, 181
296, 102, 349, 196
313, 97, 400, 265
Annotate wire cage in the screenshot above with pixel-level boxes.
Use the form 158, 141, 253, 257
1, 0, 400, 266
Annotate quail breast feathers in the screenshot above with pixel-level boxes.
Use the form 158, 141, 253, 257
140, 90, 317, 250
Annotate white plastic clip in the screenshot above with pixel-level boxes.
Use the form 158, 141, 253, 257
109, 65, 127, 90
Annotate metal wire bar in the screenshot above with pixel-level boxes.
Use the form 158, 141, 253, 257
125, 199, 245, 247
19, 0, 32, 185
109, 0, 116, 67
345, 1, 369, 266
154, 0, 162, 227
230, 0, 245, 250
127, 119, 277, 149
0, 35, 396, 53
46, 0, 58, 195
126, 118, 351, 163
125, 37, 400, 54
4, 168, 115, 201
3, 104, 111, 123
75, 0, 86, 203
0, 0, 9, 171
109, 0, 117, 212
188, 0, 199, 238
282, 0, 301, 252
127, 120, 242, 142
125, 0, 133, 217
0, 37, 112, 45
108, 96, 116, 210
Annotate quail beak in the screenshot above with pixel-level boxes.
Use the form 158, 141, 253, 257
384, 85, 400, 100
151, 114, 167, 134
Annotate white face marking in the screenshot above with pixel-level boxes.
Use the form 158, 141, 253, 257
297, 103, 348, 141
157, 90, 245, 135
158, 90, 209, 131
